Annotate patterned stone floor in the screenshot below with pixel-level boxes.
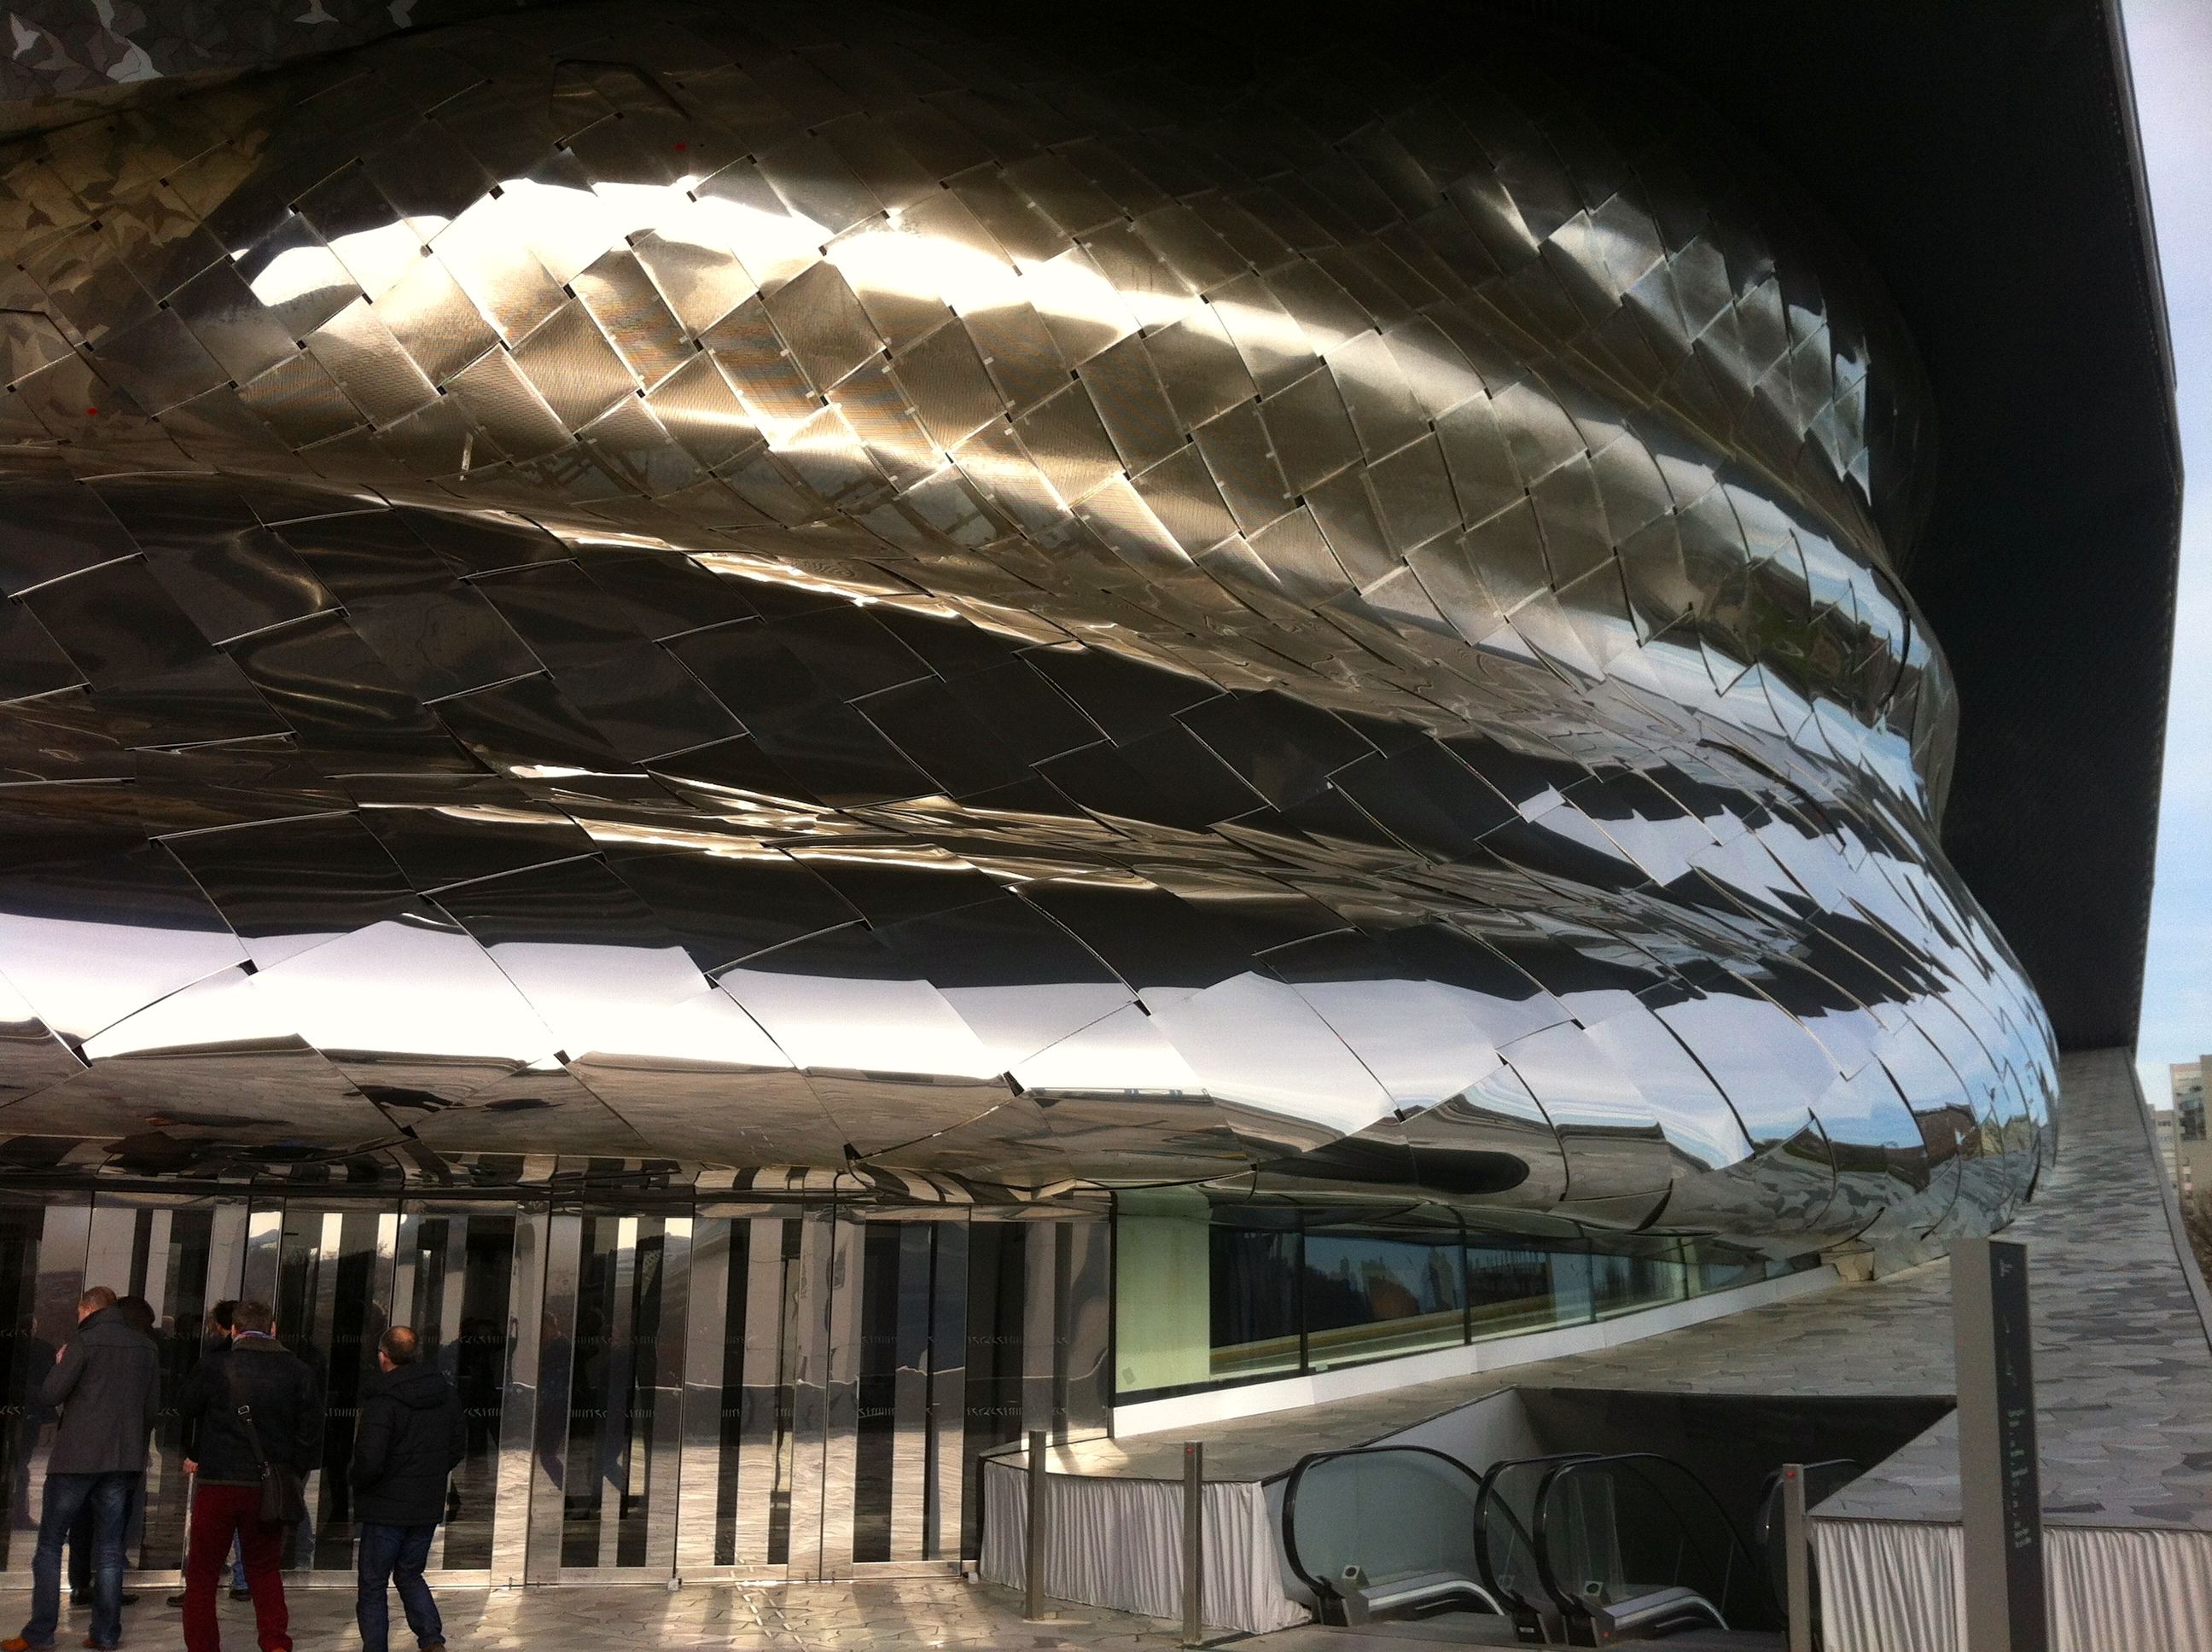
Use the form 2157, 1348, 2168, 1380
1045, 1049, 2212, 1531
0, 1579, 1176, 1650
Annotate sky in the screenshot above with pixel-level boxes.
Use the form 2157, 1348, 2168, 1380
2127, 0, 2212, 1106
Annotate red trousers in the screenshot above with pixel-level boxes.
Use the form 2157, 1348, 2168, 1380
183, 1482, 291, 1652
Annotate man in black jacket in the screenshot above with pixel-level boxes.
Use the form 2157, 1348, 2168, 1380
176, 1300, 320, 1652
351, 1328, 462, 1652
67, 1294, 155, 1611
165, 1301, 252, 1610
1, 1286, 157, 1652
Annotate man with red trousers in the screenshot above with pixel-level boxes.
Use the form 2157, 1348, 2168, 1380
175, 1300, 321, 1652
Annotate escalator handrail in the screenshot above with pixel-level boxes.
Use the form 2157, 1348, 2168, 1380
1470, 1451, 1601, 1611
1530, 1451, 1782, 1626
1279, 1443, 1484, 1600
1755, 1456, 1862, 1534
1755, 1457, 1861, 1617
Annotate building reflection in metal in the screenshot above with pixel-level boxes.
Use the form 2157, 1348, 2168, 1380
0, 1, 2052, 1260
0, 1184, 1099, 1583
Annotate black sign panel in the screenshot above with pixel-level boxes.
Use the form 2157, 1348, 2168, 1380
1988, 1240, 2046, 1651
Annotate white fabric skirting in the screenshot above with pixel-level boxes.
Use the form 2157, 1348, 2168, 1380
978, 1457, 1308, 1635
1815, 1518, 2212, 1652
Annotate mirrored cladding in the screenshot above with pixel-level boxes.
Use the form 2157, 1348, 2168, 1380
0, 0, 2052, 1260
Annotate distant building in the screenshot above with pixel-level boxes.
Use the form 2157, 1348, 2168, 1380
2172, 1061, 2209, 1212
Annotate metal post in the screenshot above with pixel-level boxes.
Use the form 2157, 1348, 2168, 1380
1782, 1463, 1812, 1652
1181, 1440, 1204, 1647
1024, 1428, 1049, 1621
1953, 1236, 2048, 1652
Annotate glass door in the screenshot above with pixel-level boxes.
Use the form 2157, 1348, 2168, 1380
537, 1192, 980, 1582
392, 1204, 515, 1571
847, 1207, 969, 1573
672, 1197, 973, 1580
525, 1207, 689, 1580
244, 1196, 523, 1582
0, 1190, 247, 1582
672, 1201, 807, 1579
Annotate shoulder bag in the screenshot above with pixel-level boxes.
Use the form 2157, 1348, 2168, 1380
221, 1357, 309, 1526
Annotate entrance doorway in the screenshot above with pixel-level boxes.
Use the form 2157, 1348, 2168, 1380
517, 1190, 1107, 1582
0, 1182, 1106, 1587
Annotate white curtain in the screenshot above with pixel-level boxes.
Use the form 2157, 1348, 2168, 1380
1817, 1518, 2212, 1652
979, 1457, 1309, 1634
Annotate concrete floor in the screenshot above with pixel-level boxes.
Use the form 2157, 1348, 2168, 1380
0, 1585, 1798, 1650
0, 1579, 1178, 1650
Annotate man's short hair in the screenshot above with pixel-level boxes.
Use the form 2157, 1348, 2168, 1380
115, 1295, 155, 1336
211, 1300, 237, 1332
79, 1286, 115, 1313
379, 1326, 420, 1365
230, 1300, 274, 1334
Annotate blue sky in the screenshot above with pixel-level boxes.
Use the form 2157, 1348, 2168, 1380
2127, 0, 2212, 1104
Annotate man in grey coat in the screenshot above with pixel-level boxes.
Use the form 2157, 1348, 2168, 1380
0, 1287, 158, 1652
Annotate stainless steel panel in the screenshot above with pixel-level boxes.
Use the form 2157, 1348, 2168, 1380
524, 1210, 580, 1583
816, 1210, 861, 1574
592, 1215, 637, 1571
732, 1213, 791, 1571
888, 1222, 932, 1562
6, 1198, 89, 1573
492, 1204, 548, 1588
0, 1, 2058, 1292
1021, 1221, 1057, 1440
643, 1214, 690, 1573
926, 1219, 969, 1562
674, 1213, 732, 1578
782, 1206, 833, 1579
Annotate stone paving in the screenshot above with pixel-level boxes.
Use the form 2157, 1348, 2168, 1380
1045, 1049, 2212, 1531
0, 1579, 1178, 1651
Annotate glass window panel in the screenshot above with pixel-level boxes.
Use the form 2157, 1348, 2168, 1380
1112, 1189, 1212, 1394
1301, 1225, 1464, 1372
1686, 1239, 1763, 1297
1467, 1241, 1583, 1340
1208, 1219, 1300, 1383
1589, 1241, 1689, 1320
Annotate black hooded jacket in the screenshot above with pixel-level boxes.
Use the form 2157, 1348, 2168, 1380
178, 1335, 322, 1486
351, 1362, 465, 1527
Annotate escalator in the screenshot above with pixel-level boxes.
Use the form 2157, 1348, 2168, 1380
1532, 1452, 1778, 1643
1283, 1444, 1805, 1644
1281, 1445, 1509, 1625
1475, 1453, 1599, 1642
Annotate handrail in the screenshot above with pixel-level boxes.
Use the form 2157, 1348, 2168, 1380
1278, 1444, 1483, 1601
1756, 1457, 1860, 1632
1756, 1456, 1860, 1541
1470, 1451, 1599, 1614
1531, 1451, 1783, 1628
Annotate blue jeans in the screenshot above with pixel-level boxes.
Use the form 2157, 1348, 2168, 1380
23, 1470, 134, 1649
355, 1521, 441, 1652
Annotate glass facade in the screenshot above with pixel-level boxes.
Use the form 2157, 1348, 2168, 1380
1115, 1197, 1811, 1401
0, 1187, 1106, 1585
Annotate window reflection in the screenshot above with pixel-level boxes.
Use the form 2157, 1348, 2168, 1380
1304, 1226, 1463, 1372
1468, 1242, 1576, 1340
1116, 1194, 1802, 1401
1208, 1219, 1299, 1382
1590, 1244, 1689, 1320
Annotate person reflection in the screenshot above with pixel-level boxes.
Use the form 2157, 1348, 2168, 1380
11, 1328, 55, 1531
578, 1308, 632, 1517
533, 1311, 568, 1488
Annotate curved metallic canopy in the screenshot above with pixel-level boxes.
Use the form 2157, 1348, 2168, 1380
0, 2, 2064, 1249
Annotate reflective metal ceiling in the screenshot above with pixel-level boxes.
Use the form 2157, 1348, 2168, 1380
0, 2, 2054, 1245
